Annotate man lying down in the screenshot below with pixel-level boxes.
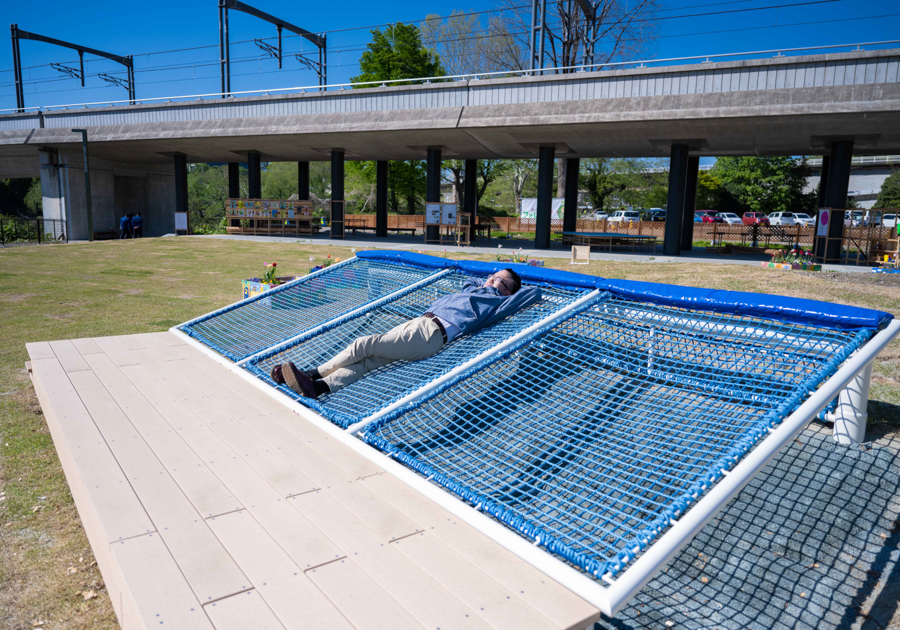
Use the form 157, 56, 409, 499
271, 268, 541, 399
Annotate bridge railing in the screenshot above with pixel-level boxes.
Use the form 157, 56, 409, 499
2, 39, 899, 114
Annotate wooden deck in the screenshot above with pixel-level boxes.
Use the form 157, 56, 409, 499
26, 332, 600, 630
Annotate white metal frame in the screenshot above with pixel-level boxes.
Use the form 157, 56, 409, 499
170, 294, 900, 617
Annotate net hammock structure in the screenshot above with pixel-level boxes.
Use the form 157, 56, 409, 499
172, 250, 899, 616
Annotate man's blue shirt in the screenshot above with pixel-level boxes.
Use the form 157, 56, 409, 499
425, 278, 542, 340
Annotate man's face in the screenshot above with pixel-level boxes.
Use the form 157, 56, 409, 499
485, 272, 515, 296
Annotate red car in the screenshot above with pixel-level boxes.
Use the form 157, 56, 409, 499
742, 212, 770, 226
695, 210, 723, 223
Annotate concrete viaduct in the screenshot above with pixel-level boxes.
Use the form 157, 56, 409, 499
1, 47, 899, 256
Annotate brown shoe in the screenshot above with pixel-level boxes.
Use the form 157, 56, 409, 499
270, 364, 284, 384
282, 361, 318, 399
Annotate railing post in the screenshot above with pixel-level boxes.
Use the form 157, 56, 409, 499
0, 219, 4, 246
37, 219, 41, 244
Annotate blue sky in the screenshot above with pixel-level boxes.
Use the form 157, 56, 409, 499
3, 0, 899, 128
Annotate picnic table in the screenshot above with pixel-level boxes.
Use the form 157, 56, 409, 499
559, 231, 658, 252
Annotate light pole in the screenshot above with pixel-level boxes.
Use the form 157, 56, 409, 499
71, 129, 93, 242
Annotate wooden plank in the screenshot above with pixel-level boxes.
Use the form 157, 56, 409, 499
115, 334, 152, 351
110, 533, 215, 630
30, 357, 155, 543
203, 590, 285, 630
26, 341, 56, 360
137, 358, 318, 498
206, 510, 353, 630
113, 362, 345, 570
392, 531, 558, 630
93, 336, 141, 367
49, 339, 91, 373
83, 352, 244, 519
163, 357, 420, 542
68, 369, 253, 604
306, 559, 425, 630
290, 490, 490, 630
171, 345, 382, 479
359, 473, 601, 629
71, 338, 104, 355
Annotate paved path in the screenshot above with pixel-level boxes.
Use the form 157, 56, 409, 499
191, 232, 875, 273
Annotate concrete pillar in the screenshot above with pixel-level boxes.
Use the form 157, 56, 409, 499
38, 149, 66, 240
563, 157, 579, 234
823, 141, 853, 261
247, 152, 261, 199
298, 161, 309, 199
426, 148, 441, 243
535, 146, 555, 250
228, 162, 240, 197
38, 148, 174, 240
331, 150, 344, 239
376, 160, 388, 237
174, 154, 188, 218
681, 156, 700, 251
817, 155, 830, 208
464, 159, 477, 238
664, 144, 690, 256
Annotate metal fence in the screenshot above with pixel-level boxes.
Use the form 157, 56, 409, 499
0, 217, 67, 246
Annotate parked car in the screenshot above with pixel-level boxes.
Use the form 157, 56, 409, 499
844, 211, 868, 227
792, 212, 816, 227
742, 212, 770, 226
647, 208, 666, 222
768, 212, 797, 226
608, 210, 641, 223
584, 210, 608, 221
881, 213, 898, 228
695, 210, 723, 223
717, 212, 743, 225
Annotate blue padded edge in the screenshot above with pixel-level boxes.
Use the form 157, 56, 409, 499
358, 251, 893, 330
357, 250, 454, 270
598, 279, 893, 331
361, 314, 875, 578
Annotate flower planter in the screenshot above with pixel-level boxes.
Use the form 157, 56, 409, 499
498, 258, 544, 267
760, 262, 821, 271
241, 276, 301, 300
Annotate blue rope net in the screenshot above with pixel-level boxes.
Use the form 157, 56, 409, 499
360, 295, 874, 579
179, 259, 437, 361
245, 273, 590, 427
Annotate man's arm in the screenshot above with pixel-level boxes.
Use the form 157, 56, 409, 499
481, 286, 543, 329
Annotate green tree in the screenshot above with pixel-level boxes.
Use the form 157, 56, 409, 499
261, 162, 297, 199
352, 23, 445, 86
874, 170, 900, 208
581, 159, 625, 211
187, 164, 229, 229
713, 157, 815, 215
24, 179, 42, 215
695, 171, 723, 209
0, 178, 37, 218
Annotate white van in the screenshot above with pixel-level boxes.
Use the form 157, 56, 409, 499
608, 210, 641, 223
768, 212, 797, 226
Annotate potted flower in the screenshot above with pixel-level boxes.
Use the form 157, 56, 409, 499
496, 244, 544, 267
242, 262, 302, 299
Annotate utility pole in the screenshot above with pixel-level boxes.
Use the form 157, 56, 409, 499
71, 129, 94, 242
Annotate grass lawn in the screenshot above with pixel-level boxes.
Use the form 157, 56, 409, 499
1, 236, 898, 629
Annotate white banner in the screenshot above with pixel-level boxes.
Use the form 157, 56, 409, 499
520, 198, 565, 220
425, 203, 442, 225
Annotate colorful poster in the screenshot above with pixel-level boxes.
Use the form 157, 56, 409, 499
426, 203, 442, 225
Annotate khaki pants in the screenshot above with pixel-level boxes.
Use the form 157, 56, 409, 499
318, 316, 445, 392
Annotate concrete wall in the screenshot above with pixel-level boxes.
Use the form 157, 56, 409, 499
805, 166, 895, 210
39, 149, 175, 240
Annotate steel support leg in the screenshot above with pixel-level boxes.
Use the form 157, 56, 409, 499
563, 157, 579, 234
664, 144, 689, 257
464, 159, 477, 239
298, 161, 309, 200
830, 353, 873, 445
228, 163, 240, 198
681, 156, 699, 251
824, 141, 854, 261
376, 160, 388, 238
535, 146, 555, 250
426, 148, 442, 244
247, 152, 261, 199
331, 150, 344, 239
